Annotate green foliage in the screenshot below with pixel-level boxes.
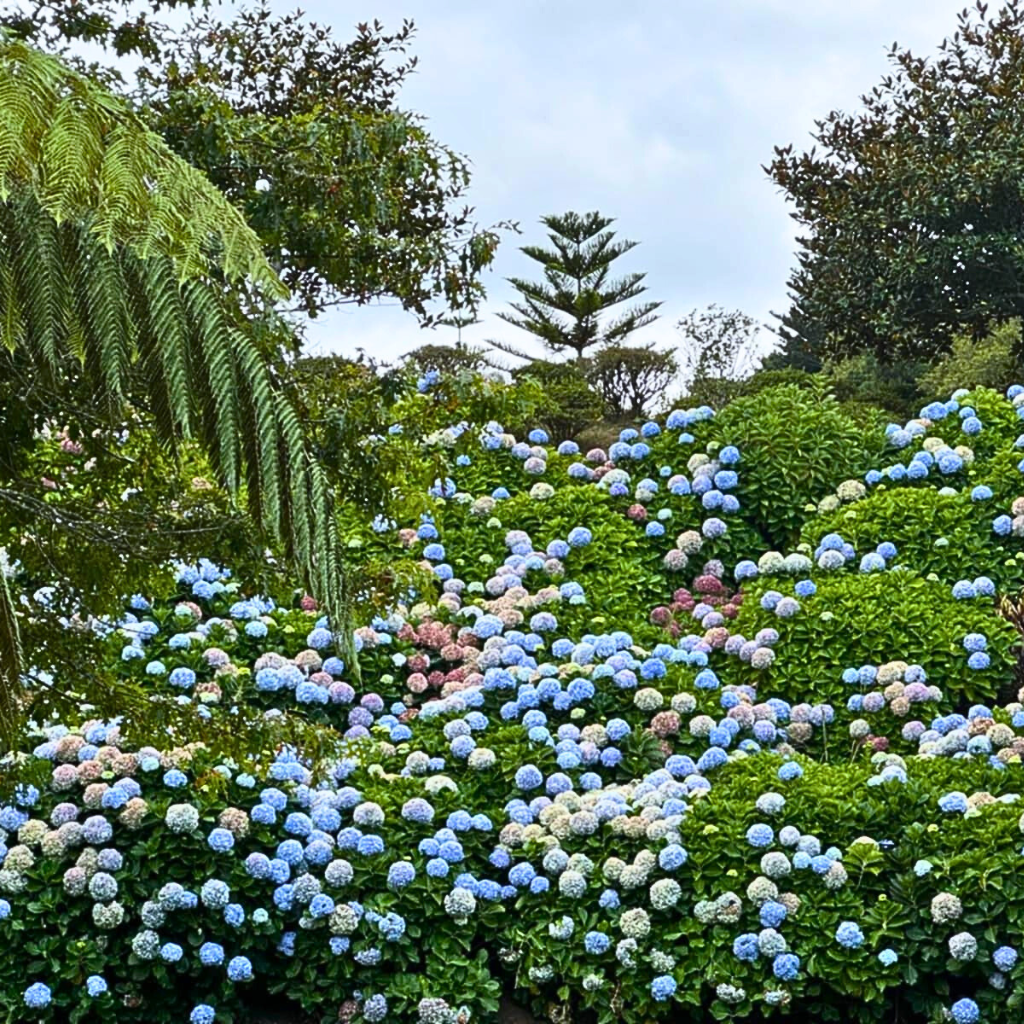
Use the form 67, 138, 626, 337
0, 39, 283, 299
824, 352, 925, 421
768, 2, 1024, 361
919, 321, 1023, 400
588, 343, 678, 419
289, 356, 430, 518
720, 569, 1018, 709
6, 362, 1024, 1023
737, 367, 822, 397
0, 41, 355, 741
491, 210, 661, 362
5, 5, 510, 327
512, 361, 605, 440
760, 306, 825, 373
804, 485, 1024, 593
0, 564, 19, 741
916, 386, 1020, 465
404, 342, 491, 377
709, 385, 883, 548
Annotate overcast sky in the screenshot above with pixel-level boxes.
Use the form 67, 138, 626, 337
292, 1, 962, 366
65, 1, 972, 365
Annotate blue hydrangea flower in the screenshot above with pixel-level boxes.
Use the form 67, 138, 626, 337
199, 942, 225, 966
24, 983, 51, 1009
650, 975, 677, 1001
387, 861, 416, 890
86, 975, 107, 997
567, 527, 592, 548
967, 651, 991, 670
160, 942, 184, 963
938, 791, 968, 814
224, 903, 245, 927
207, 828, 235, 853
950, 998, 979, 1024
363, 994, 388, 1022
226, 956, 253, 982
835, 921, 865, 949
514, 765, 543, 790
168, 667, 196, 689
773, 952, 800, 980
994, 946, 1018, 971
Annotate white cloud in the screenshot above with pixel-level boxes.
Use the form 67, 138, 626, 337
271, 1, 969, 362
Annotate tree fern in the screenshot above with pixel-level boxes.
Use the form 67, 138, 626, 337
0, 42, 357, 739
0, 39, 284, 298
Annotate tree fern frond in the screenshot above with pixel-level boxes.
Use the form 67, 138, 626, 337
7, 194, 62, 374
136, 257, 194, 437
40, 92, 104, 225
181, 280, 241, 494
74, 225, 134, 399
0, 40, 287, 300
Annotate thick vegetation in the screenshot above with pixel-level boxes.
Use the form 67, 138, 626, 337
3, 380, 1024, 1024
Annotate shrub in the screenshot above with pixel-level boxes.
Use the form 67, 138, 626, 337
511, 360, 605, 440
8, 373, 1024, 1024
709, 385, 883, 548
918, 320, 1023, 399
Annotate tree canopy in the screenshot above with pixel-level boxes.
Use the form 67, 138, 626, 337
768, 1, 1024, 362
4, 1, 512, 330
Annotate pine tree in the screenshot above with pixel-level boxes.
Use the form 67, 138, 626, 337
491, 210, 661, 362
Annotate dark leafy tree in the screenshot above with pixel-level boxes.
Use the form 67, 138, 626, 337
588, 344, 679, 419
4, 1, 513, 330
767, 1, 1024, 363
761, 305, 826, 373
491, 210, 661, 362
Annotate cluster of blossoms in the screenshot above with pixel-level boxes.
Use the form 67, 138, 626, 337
649, 570, 744, 638
476, 413, 739, 550
993, 496, 1024, 538
10, 381, 1024, 1024
842, 660, 943, 747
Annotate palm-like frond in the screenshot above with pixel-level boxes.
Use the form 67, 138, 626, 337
0, 39, 285, 299
0, 42, 356, 738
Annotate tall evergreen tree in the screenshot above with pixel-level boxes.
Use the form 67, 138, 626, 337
490, 210, 661, 361
766, 1, 1024, 363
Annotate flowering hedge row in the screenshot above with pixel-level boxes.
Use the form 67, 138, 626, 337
3, 383, 1024, 1024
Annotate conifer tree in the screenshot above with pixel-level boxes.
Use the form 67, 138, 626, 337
491, 210, 661, 362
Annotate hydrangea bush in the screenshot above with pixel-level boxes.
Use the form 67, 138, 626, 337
4, 382, 1024, 1024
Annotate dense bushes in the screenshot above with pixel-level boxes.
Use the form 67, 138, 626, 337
708, 385, 883, 548
5, 382, 1024, 1023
